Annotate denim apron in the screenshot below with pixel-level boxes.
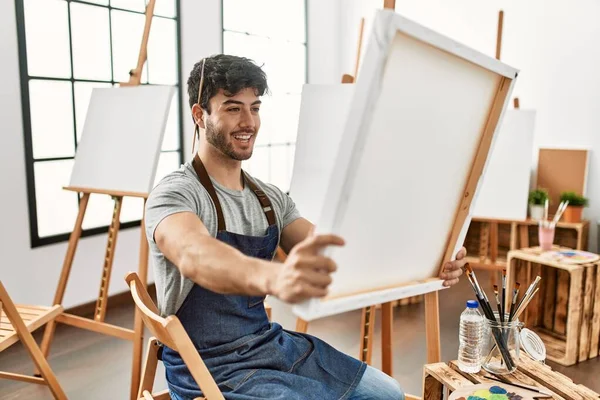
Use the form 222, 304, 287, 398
161, 155, 366, 400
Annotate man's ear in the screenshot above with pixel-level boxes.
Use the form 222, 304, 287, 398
191, 103, 206, 129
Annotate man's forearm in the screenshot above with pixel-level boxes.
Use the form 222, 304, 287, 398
178, 235, 278, 296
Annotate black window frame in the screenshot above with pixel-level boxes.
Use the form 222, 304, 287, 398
14, 0, 185, 248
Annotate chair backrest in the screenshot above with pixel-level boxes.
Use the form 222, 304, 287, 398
125, 272, 224, 400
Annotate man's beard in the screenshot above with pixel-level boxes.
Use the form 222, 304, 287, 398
205, 119, 254, 161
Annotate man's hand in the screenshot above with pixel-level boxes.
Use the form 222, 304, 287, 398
268, 231, 344, 304
440, 246, 467, 287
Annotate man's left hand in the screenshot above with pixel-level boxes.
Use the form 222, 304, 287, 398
440, 247, 467, 287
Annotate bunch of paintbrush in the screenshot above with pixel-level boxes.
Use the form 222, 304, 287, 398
539, 200, 569, 229
511, 276, 541, 321
464, 264, 515, 369
493, 270, 522, 323
484, 274, 542, 365
469, 265, 543, 368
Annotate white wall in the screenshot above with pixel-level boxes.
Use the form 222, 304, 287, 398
337, 0, 600, 251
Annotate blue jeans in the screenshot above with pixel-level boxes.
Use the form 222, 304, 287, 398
169, 366, 404, 400
348, 365, 405, 400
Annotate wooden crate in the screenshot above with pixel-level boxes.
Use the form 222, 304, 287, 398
464, 219, 590, 285
506, 247, 600, 366
423, 355, 600, 400
521, 220, 590, 251
464, 219, 515, 266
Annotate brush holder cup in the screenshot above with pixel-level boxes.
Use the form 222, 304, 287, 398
481, 313, 523, 375
538, 224, 555, 251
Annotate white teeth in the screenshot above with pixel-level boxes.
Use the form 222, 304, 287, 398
234, 135, 251, 140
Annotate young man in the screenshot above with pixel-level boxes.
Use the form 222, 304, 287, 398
145, 54, 466, 400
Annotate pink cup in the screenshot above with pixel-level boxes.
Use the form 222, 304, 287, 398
538, 225, 555, 251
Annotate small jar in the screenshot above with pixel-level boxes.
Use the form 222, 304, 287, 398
538, 224, 555, 251
481, 312, 523, 375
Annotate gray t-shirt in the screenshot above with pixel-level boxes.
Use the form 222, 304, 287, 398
145, 161, 301, 317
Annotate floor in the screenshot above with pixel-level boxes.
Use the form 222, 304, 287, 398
1, 270, 599, 399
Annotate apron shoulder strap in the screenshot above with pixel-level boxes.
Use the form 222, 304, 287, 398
243, 172, 277, 227
192, 154, 226, 231
192, 155, 276, 229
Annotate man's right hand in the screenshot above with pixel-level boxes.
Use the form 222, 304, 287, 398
268, 232, 345, 304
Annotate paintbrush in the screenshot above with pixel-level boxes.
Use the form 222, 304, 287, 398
508, 282, 520, 322
466, 265, 494, 318
544, 198, 549, 222
551, 200, 569, 228
514, 287, 540, 320
513, 276, 540, 316
493, 285, 503, 321
501, 269, 507, 322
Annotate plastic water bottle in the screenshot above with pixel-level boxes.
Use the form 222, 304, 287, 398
458, 300, 484, 373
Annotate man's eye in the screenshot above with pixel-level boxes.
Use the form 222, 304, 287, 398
228, 108, 240, 112
252, 108, 260, 112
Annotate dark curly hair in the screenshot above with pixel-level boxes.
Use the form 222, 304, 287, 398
187, 54, 269, 114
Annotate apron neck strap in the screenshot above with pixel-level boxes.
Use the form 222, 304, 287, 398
191, 154, 276, 230
192, 154, 227, 231
242, 171, 276, 227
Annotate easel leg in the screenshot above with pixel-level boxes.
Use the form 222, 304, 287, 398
38, 193, 90, 372
295, 318, 309, 333
95, 196, 123, 322
359, 306, 376, 365
131, 203, 149, 400
381, 302, 393, 376
425, 292, 441, 363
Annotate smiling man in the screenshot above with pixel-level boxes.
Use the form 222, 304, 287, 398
145, 54, 466, 400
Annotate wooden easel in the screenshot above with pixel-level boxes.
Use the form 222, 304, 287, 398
468, 10, 527, 287
292, 1, 442, 380
37, 2, 157, 400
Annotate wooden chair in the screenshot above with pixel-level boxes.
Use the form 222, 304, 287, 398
0, 281, 67, 399
125, 272, 224, 400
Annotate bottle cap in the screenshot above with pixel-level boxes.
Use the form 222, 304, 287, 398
466, 300, 479, 309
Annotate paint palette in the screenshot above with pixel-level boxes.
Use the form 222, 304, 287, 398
540, 249, 600, 265
449, 383, 539, 400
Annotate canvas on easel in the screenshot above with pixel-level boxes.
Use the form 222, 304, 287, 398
35, 1, 176, 399
69, 85, 175, 195
472, 109, 536, 221
292, 9, 518, 322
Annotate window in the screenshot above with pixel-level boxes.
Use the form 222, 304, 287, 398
15, 0, 183, 247
222, 0, 307, 193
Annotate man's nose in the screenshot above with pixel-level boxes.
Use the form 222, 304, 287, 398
239, 108, 255, 129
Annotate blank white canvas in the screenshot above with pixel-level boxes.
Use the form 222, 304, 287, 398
472, 110, 536, 220
289, 84, 354, 224
69, 85, 175, 194
293, 10, 517, 321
